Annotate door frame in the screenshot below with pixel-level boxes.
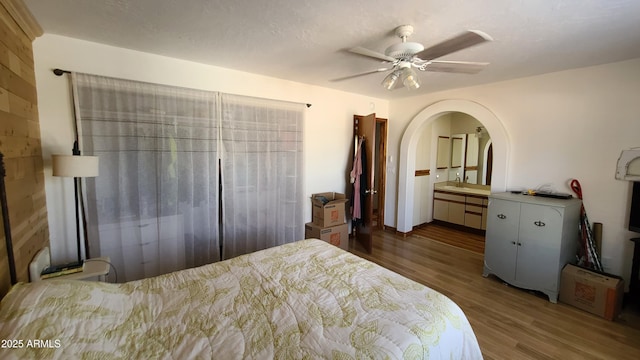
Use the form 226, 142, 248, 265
375, 117, 387, 230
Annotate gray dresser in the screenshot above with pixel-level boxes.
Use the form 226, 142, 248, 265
482, 192, 582, 303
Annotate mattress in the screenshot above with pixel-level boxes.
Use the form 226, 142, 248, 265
0, 239, 482, 359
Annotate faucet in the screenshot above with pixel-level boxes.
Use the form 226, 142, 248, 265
455, 176, 461, 187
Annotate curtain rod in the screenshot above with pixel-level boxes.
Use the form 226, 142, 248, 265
52, 68, 312, 108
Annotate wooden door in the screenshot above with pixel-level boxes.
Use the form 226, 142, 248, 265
375, 117, 387, 231
486, 143, 493, 185
353, 114, 376, 253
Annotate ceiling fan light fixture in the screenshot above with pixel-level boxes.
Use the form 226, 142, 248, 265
341, 25, 492, 90
381, 71, 400, 90
384, 42, 424, 59
401, 67, 421, 90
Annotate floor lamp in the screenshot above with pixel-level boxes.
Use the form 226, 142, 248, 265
52, 150, 99, 266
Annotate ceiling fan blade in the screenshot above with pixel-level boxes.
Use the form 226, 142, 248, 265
330, 68, 392, 82
424, 61, 489, 74
415, 30, 493, 61
348, 46, 397, 62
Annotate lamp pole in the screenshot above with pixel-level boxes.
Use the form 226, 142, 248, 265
52, 145, 99, 266
72, 141, 82, 264
0, 153, 16, 284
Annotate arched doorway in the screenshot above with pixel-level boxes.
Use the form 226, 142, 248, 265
396, 100, 510, 233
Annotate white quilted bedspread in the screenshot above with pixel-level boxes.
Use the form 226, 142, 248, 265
0, 239, 482, 359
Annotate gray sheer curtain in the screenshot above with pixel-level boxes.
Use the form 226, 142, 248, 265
75, 73, 219, 282
220, 94, 305, 259
74, 74, 305, 281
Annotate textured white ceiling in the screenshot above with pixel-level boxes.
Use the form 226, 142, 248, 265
24, 0, 640, 99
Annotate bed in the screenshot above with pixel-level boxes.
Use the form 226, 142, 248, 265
0, 238, 481, 359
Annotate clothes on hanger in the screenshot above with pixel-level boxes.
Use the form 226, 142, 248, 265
350, 137, 366, 224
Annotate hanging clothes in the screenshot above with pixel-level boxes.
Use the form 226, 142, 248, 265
350, 137, 366, 224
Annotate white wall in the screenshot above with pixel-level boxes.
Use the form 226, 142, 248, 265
451, 112, 482, 134
33, 34, 389, 263
388, 58, 640, 284
413, 123, 432, 225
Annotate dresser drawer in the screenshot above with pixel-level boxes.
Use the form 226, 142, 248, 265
433, 191, 466, 202
466, 196, 485, 205
465, 204, 484, 213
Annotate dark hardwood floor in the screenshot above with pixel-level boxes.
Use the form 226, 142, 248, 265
348, 226, 640, 360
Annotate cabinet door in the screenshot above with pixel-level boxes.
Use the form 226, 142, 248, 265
137, 218, 159, 278
464, 204, 483, 229
448, 202, 465, 225
433, 199, 449, 221
121, 244, 144, 281
140, 239, 159, 277
99, 221, 145, 282
157, 215, 185, 274
515, 204, 564, 290
484, 199, 520, 282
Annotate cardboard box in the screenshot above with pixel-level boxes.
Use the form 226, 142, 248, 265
311, 192, 348, 227
305, 222, 349, 251
559, 264, 624, 320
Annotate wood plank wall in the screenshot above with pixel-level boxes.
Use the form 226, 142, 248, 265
0, 0, 46, 297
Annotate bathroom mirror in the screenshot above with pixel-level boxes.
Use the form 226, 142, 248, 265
436, 136, 450, 169
466, 135, 479, 167
446, 132, 492, 185
450, 135, 464, 168
465, 134, 479, 183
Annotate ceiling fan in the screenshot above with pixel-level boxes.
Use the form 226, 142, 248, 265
334, 25, 493, 90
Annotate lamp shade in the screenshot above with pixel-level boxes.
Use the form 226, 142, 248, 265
401, 68, 421, 90
52, 155, 99, 178
381, 71, 400, 90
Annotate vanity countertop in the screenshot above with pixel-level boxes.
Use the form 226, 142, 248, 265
434, 182, 491, 196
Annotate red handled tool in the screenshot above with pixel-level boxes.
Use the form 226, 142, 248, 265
571, 179, 602, 271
